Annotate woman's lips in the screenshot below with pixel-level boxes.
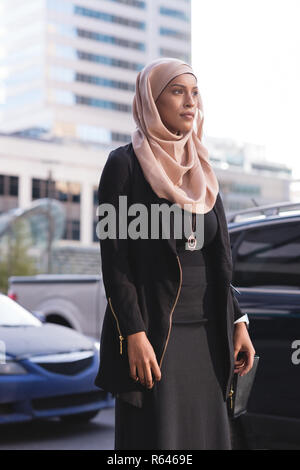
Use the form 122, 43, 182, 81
180, 114, 194, 120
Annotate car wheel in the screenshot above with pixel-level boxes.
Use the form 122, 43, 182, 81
60, 410, 100, 423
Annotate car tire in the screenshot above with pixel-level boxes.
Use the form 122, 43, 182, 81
60, 410, 100, 423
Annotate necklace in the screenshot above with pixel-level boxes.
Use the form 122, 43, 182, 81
186, 212, 197, 251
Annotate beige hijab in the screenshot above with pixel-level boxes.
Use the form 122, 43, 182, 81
132, 57, 219, 214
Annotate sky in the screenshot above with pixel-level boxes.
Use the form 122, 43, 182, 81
191, 0, 300, 179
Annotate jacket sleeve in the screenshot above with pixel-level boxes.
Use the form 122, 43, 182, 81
97, 148, 147, 337
230, 284, 249, 329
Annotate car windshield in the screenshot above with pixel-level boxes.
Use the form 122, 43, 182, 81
0, 295, 42, 327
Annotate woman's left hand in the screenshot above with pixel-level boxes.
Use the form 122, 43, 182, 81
233, 322, 256, 376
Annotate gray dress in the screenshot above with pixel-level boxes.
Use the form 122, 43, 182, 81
113, 203, 232, 450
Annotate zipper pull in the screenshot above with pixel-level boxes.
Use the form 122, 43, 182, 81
228, 387, 234, 409
119, 335, 124, 355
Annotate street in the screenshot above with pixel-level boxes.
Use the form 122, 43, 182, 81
0, 407, 115, 450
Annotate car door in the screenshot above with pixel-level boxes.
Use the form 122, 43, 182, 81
229, 217, 300, 447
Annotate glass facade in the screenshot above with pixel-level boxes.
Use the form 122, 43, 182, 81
2, 0, 44, 25
74, 5, 146, 30
77, 125, 111, 145
62, 219, 80, 241
75, 94, 131, 113
102, 0, 146, 8
3, 65, 43, 87
159, 27, 190, 41
0, 175, 19, 197
0, 44, 44, 66
5, 89, 44, 110
159, 6, 189, 22
50, 88, 131, 113
47, 22, 145, 51
49, 66, 136, 92
0, 22, 44, 45
47, 1, 146, 29
76, 125, 130, 144
51, 44, 144, 71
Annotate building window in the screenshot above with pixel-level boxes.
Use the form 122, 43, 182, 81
0, 174, 19, 213
9, 176, 19, 197
32, 178, 55, 199
62, 219, 80, 241
5, 88, 44, 110
49, 66, 136, 92
159, 6, 190, 22
93, 188, 98, 206
74, 5, 146, 30
111, 131, 131, 143
77, 125, 111, 144
76, 50, 144, 71
0, 175, 19, 196
47, 22, 145, 51
76, 27, 145, 51
32, 179, 81, 203
93, 220, 98, 242
76, 72, 136, 91
50, 44, 144, 71
159, 27, 190, 41
0, 175, 4, 195
75, 94, 131, 113
102, 0, 146, 8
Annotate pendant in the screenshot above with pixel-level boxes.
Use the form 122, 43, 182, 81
187, 233, 197, 251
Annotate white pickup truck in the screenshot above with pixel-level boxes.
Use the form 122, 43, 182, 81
7, 274, 107, 340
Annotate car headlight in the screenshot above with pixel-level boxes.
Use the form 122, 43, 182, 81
0, 360, 28, 375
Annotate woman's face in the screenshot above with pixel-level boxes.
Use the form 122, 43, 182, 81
155, 73, 198, 136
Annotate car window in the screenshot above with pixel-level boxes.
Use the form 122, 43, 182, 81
229, 230, 241, 250
232, 221, 300, 288
0, 295, 42, 326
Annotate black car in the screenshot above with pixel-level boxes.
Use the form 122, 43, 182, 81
227, 200, 300, 449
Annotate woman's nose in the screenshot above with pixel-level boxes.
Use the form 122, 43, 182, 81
185, 92, 196, 107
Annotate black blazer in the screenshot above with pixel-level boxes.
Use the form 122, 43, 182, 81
94, 142, 245, 401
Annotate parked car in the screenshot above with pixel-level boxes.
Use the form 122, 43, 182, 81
0, 294, 114, 425
7, 274, 107, 339
227, 200, 300, 449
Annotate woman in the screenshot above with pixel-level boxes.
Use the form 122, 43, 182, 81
94, 58, 255, 450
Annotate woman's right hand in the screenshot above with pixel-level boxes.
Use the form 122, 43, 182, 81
127, 331, 161, 389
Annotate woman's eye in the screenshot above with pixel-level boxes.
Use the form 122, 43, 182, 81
173, 89, 183, 94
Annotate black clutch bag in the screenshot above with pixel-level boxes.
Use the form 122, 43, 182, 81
227, 355, 259, 419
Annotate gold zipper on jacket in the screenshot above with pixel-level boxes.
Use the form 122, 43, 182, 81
108, 297, 124, 355
228, 386, 234, 409
159, 254, 183, 369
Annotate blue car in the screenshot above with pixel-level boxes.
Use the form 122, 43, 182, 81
0, 294, 114, 425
